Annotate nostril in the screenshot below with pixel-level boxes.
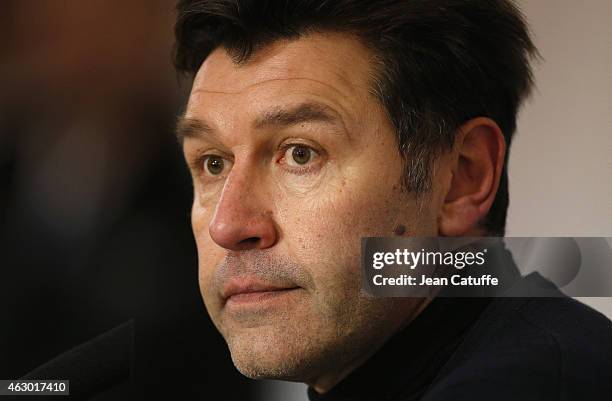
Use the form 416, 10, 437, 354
238, 237, 260, 246
208, 213, 277, 250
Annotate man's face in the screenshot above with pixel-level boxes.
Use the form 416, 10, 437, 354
182, 33, 440, 385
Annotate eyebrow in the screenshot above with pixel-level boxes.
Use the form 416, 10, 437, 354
175, 101, 344, 142
175, 116, 215, 143
253, 102, 341, 130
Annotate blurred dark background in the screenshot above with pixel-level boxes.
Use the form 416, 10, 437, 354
0, 1, 253, 399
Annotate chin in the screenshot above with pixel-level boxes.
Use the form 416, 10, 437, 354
225, 325, 323, 381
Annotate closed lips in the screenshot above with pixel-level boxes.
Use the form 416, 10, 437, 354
222, 278, 300, 301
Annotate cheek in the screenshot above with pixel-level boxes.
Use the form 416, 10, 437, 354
191, 203, 224, 298
272, 179, 408, 332
309, 168, 403, 233
277, 170, 406, 291
191, 201, 212, 257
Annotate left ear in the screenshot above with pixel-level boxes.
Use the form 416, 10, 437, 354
438, 117, 506, 236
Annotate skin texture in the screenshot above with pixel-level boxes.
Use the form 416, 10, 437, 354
180, 32, 505, 392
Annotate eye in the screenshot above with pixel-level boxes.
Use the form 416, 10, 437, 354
284, 144, 318, 167
203, 155, 231, 176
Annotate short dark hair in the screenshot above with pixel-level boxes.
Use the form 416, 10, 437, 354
174, 0, 538, 236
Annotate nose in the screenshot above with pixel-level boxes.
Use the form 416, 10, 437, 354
208, 167, 278, 251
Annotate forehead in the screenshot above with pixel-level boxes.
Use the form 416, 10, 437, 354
187, 32, 377, 119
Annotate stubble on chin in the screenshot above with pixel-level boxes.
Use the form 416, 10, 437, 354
220, 277, 409, 386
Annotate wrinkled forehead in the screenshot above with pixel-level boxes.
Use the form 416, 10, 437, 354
189, 32, 376, 104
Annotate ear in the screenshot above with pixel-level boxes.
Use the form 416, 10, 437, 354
438, 117, 506, 236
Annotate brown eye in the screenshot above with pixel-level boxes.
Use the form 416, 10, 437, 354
204, 155, 225, 175
285, 145, 316, 167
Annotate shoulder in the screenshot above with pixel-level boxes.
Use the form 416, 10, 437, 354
420, 274, 612, 401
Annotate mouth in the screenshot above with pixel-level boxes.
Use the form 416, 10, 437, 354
222, 278, 301, 307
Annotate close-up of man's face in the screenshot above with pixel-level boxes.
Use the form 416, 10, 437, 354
181, 33, 445, 388
3, 1, 611, 400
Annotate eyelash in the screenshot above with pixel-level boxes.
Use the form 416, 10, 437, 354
191, 153, 229, 179
277, 143, 322, 174
190, 142, 323, 179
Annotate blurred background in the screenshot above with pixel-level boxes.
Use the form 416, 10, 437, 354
0, 0, 253, 399
0, 1, 610, 400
